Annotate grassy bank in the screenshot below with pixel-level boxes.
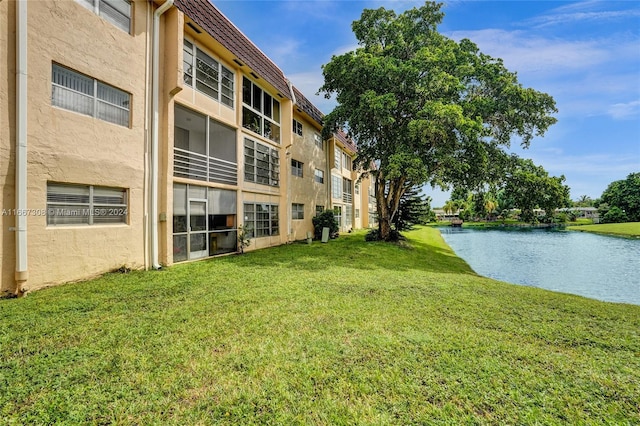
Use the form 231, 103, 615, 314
1, 228, 638, 424
567, 222, 640, 237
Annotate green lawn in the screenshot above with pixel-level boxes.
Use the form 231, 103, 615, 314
1, 227, 638, 424
567, 221, 640, 237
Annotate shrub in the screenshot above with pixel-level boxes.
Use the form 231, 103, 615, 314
312, 210, 339, 239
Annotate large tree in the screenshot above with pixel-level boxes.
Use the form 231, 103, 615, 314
503, 157, 570, 223
320, 2, 557, 240
600, 172, 640, 222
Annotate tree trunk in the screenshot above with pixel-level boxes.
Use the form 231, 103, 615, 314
375, 174, 406, 241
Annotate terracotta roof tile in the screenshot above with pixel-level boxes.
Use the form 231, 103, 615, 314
174, 0, 291, 98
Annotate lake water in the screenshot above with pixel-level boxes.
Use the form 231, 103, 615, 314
439, 227, 640, 305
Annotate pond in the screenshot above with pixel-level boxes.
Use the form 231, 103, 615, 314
439, 227, 640, 305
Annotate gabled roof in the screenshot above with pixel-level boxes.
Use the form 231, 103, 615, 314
334, 129, 358, 153
173, 0, 291, 98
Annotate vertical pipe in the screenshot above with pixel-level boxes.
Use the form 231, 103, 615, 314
151, 0, 173, 269
15, 0, 28, 290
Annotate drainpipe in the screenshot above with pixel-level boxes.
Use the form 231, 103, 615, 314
15, 0, 28, 292
150, 0, 173, 269
285, 79, 296, 242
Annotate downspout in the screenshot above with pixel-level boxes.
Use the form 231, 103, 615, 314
150, 0, 173, 269
15, 0, 28, 291
285, 79, 296, 242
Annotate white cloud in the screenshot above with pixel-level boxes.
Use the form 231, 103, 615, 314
608, 100, 640, 120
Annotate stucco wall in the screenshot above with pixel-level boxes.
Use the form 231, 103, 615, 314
6, 1, 150, 292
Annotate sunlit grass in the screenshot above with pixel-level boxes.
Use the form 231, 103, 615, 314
1, 227, 638, 424
567, 222, 640, 237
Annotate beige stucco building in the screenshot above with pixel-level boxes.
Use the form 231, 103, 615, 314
1, 0, 376, 296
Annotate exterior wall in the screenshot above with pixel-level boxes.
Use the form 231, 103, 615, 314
2, 0, 150, 293
328, 137, 357, 233
288, 113, 328, 241
1, 0, 377, 291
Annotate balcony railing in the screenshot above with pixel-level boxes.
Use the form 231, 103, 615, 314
174, 148, 237, 185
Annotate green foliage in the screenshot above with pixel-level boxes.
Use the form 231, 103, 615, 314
394, 187, 432, 231
236, 224, 252, 254
600, 172, 640, 222
602, 206, 629, 224
319, 1, 557, 240
312, 210, 339, 239
503, 157, 570, 223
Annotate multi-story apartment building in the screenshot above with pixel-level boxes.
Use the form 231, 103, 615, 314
1, 0, 376, 296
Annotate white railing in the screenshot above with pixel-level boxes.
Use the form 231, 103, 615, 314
174, 148, 237, 185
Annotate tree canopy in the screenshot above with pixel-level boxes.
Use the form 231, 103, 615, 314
319, 2, 557, 240
600, 172, 640, 222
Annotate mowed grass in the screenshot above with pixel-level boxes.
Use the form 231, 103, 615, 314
1, 227, 639, 425
567, 221, 640, 237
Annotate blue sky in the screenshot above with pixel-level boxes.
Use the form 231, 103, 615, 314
214, 0, 640, 207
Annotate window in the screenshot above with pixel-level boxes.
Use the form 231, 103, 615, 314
47, 182, 127, 226
332, 175, 342, 199
342, 152, 352, 171
292, 203, 304, 220
244, 138, 279, 186
292, 159, 303, 178
315, 205, 324, 216
173, 105, 237, 185
355, 208, 360, 219
293, 119, 303, 136
334, 206, 342, 226
183, 40, 234, 108
343, 178, 353, 203
52, 64, 131, 127
242, 77, 280, 143
355, 182, 361, 195
334, 146, 341, 169
77, 0, 131, 33
173, 184, 238, 262
314, 133, 323, 150
244, 203, 279, 237
314, 169, 324, 184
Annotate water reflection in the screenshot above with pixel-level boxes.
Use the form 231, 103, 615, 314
440, 227, 640, 305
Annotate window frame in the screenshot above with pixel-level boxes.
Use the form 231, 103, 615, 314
291, 159, 303, 178
244, 203, 279, 237
314, 169, 324, 184
183, 38, 235, 108
47, 182, 128, 226
242, 77, 280, 143
293, 119, 303, 136
51, 63, 131, 127
244, 138, 279, 187
292, 203, 304, 220
77, 0, 132, 33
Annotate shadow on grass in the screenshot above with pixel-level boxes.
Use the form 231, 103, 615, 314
218, 229, 477, 276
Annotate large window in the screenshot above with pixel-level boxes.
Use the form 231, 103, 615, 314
183, 40, 234, 108
174, 105, 237, 185
342, 152, 352, 171
291, 159, 303, 178
332, 175, 342, 199
314, 169, 324, 184
47, 182, 128, 226
292, 203, 304, 220
244, 203, 279, 237
334, 146, 341, 169
52, 64, 131, 127
77, 0, 131, 33
242, 77, 280, 143
244, 138, 279, 186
